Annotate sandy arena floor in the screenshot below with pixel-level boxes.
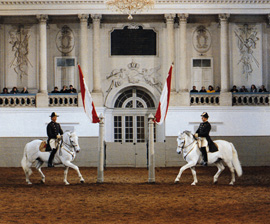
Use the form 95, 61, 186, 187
0, 166, 269, 224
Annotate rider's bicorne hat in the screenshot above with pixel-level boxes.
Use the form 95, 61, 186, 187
201, 112, 209, 118
50, 112, 59, 118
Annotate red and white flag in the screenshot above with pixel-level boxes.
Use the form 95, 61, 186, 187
78, 65, 100, 123
154, 65, 173, 125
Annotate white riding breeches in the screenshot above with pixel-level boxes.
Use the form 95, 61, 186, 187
49, 139, 58, 149
198, 137, 208, 148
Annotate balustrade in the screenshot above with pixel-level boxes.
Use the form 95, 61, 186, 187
232, 93, 269, 106
0, 94, 36, 107
49, 93, 78, 107
190, 93, 220, 106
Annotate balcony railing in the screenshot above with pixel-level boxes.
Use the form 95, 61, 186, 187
49, 93, 78, 107
232, 92, 269, 106
190, 93, 220, 106
0, 94, 36, 107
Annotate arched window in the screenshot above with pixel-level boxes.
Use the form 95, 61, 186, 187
113, 88, 156, 143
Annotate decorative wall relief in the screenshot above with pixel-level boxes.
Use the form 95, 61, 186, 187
106, 60, 162, 93
234, 24, 259, 79
192, 26, 211, 53
9, 25, 32, 80
56, 25, 75, 54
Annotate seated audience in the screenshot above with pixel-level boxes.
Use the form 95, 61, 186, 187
230, 85, 238, 93
69, 85, 77, 93
215, 86, 221, 92
60, 85, 69, 93
190, 86, 198, 93
21, 87, 29, 94
10, 86, 19, 94
51, 87, 60, 93
199, 86, 207, 92
259, 85, 268, 92
239, 85, 248, 92
250, 84, 257, 93
207, 85, 215, 93
1, 87, 9, 94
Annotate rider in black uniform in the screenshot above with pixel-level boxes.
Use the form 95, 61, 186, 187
194, 112, 217, 166
47, 112, 63, 167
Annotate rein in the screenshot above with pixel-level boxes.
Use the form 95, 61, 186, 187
59, 136, 77, 159
179, 139, 198, 160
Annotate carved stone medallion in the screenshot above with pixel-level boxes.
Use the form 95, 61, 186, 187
192, 26, 211, 53
55, 25, 75, 54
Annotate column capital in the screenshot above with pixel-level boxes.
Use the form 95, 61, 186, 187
219, 14, 230, 22
91, 14, 102, 22
178, 13, 189, 22
78, 14, 89, 22
36, 15, 48, 23
165, 14, 176, 23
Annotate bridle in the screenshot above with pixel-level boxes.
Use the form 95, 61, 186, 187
178, 134, 198, 160
60, 134, 79, 158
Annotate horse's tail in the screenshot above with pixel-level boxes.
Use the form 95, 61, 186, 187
230, 143, 242, 177
21, 144, 32, 176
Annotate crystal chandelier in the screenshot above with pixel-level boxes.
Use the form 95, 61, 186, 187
105, 0, 155, 20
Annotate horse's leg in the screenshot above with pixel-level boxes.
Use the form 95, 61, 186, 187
190, 167, 198, 185
25, 161, 33, 185
64, 166, 70, 185
226, 161, 236, 185
174, 162, 196, 184
213, 161, 225, 184
63, 161, 85, 184
36, 160, 45, 183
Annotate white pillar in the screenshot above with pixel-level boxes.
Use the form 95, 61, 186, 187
178, 14, 189, 92
219, 14, 230, 92
91, 14, 102, 93
148, 114, 155, 183
165, 14, 175, 91
78, 14, 89, 85
37, 15, 48, 94
97, 114, 104, 183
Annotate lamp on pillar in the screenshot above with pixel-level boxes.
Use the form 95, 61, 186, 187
105, 0, 155, 20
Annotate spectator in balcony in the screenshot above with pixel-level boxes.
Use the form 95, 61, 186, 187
259, 85, 268, 93
68, 85, 77, 93
1, 87, 9, 94
51, 87, 60, 93
230, 85, 238, 93
21, 87, 29, 94
207, 85, 215, 93
199, 86, 207, 92
215, 86, 221, 92
239, 85, 248, 92
10, 86, 19, 94
60, 85, 69, 93
190, 86, 198, 93
250, 84, 257, 93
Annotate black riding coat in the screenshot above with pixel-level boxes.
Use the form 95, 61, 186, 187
47, 121, 63, 141
196, 121, 218, 152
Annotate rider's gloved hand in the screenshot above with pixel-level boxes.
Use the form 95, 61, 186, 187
194, 133, 198, 138
57, 134, 61, 140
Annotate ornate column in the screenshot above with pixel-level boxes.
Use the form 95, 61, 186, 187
219, 14, 230, 92
91, 14, 102, 93
78, 14, 89, 85
178, 14, 189, 92
36, 15, 48, 107
219, 14, 232, 106
37, 15, 48, 94
165, 14, 175, 91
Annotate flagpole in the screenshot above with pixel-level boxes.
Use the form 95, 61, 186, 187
97, 113, 104, 183
148, 113, 155, 183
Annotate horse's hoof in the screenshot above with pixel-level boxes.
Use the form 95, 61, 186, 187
40, 180, 45, 184
64, 182, 70, 185
191, 183, 196, 186
229, 182, 234, 185
174, 180, 179, 184
213, 181, 218, 185
80, 180, 85, 184
27, 182, 32, 185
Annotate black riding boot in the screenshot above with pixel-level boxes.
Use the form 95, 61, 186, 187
200, 147, 208, 166
48, 148, 57, 167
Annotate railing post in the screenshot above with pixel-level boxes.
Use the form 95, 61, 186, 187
148, 113, 155, 183
97, 113, 104, 183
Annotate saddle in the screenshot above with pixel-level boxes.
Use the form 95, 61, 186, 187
39, 141, 52, 152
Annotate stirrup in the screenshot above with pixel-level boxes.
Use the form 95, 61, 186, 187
48, 163, 54, 167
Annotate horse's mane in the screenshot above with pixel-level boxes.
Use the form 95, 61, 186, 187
183, 130, 195, 139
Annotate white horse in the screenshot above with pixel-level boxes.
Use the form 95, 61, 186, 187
174, 131, 242, 185
21, 132, 85, 185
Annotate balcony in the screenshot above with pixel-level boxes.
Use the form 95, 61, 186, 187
49, 93, 78, 107
232, 92, 269, 106
0, 94, 36, 107
190, 93, 220, 106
